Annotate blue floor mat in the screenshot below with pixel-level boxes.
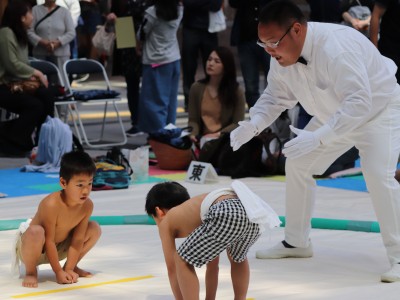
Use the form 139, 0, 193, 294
317, 175, 367, 192
0, 168, 60, 198
0, 168, 165, 198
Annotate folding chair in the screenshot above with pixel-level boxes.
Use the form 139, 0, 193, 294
29, 59, 77, 122
62, 58, 127, 149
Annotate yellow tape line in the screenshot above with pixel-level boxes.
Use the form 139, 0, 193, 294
12, 275, 154, 298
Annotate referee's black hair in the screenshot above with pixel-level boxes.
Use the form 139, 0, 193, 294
145, 181, 190, 216
259, 0, 307, 28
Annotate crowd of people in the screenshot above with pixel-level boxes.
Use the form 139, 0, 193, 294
1, 0, 399, 156
3, 0, 400, 298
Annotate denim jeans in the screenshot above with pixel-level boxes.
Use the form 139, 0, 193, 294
237, 40, 271, 108
138, 60, 180, 133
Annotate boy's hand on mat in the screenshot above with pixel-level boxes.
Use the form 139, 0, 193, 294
230, 121, 258, 151
65, 270, 79, 283
56, 270, 75, 284
283, 125, 321, 158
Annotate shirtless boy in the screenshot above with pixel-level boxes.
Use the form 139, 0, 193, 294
145, 181, 264, 300
12, 151, 101, 288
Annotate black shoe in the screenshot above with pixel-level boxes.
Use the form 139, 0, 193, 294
125, 127, 145, 137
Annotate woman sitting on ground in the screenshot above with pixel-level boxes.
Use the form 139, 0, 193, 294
188, 46, 246, 149
0, 0, 54, 157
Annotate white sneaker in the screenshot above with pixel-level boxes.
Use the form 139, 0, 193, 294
381, 264, 400, 282
256, 241, 313, 259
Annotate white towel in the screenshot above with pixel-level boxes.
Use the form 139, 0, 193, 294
199, 181, 281, 233
11, 219, 31, 278
231, 180, 281, 232
200, 188, 233, 221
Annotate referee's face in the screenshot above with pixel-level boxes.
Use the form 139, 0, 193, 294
258, 21, 305, 67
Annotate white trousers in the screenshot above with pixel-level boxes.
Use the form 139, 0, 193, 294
285, 93, 400, 265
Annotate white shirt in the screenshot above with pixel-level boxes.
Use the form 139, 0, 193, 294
250, 22, 399, 141
36, 0, 81, 27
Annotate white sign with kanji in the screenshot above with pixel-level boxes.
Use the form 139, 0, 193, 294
185, 161, 219, 184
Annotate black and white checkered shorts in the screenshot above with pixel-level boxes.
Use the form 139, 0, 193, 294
177, 198, 261, 268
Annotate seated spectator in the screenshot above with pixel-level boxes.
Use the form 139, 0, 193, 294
0, 0, 54, 157
188, 46, 245, 149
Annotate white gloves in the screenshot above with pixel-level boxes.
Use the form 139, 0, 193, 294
230, 121, 259, 151
282, 124, 335, 159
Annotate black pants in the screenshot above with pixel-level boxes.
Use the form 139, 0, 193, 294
181, 27, 218, 108
0, 85, 54, 151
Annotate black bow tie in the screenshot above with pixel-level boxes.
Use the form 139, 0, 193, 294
297, 56, 307, 65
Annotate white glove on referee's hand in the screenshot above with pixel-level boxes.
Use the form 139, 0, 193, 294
230, 121, 258, 151
282, 125, 321, 158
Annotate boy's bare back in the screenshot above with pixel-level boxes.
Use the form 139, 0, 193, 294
30, 190, 93, 244
160, 193, 237, 239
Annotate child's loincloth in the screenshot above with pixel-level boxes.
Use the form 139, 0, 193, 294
177, 197, 261, 268
11, 219, 71, 277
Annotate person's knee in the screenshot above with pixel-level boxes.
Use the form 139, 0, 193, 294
87, 221, 102, 240
23, 225, 45, 244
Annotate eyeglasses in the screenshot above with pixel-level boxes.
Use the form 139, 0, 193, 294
257, 24, 294, 49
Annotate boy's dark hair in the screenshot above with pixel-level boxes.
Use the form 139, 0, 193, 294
145, 181, 190, 216
60, 151, 96, 182
259, 0, 306, 28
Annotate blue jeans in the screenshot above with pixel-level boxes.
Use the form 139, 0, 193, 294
138, 60, 180, 133
237, 41, 271, 108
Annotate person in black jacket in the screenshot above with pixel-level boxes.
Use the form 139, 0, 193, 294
106, 0, 153, 136
229, 0, 271, 108
181, 0, 223, 111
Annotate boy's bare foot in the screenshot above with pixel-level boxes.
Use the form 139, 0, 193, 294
22, 274, 38, 288
74, 266, 93, 277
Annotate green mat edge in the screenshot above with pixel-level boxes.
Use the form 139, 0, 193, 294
0, 215, 380, 233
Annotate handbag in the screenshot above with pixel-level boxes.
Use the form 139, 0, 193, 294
208, 9, 226, 33
92, 24, 115, 56
7, 77, 41, 94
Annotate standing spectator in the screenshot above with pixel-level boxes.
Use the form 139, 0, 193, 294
188, 46, 245, 148
28, 0, 76, 84
36, 0, 81, 27
137, 0, 183, 134
340, 0, 374, 37
0, 0, 54, 156
181, 0, 223, 111
229, 0, 271, 108
106, 0, 153, 136
230, 0, 400, 282
36, 0, 81, 59
77, 0, 102, 59
370, 0, 400, 83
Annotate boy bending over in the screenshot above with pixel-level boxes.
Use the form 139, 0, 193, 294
145, 181, 280, 300
12, 151, 102, 288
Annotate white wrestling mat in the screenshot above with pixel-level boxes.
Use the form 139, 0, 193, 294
0, 177, 399, 299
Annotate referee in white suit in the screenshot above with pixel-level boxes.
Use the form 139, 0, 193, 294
230, 0, 400, 282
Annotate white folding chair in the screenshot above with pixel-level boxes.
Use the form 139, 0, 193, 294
29, 59, 77, 123
62, 58, 127, 149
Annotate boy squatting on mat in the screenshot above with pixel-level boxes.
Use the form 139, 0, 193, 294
145, 180, 280, 300
11, 151, 101, 288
